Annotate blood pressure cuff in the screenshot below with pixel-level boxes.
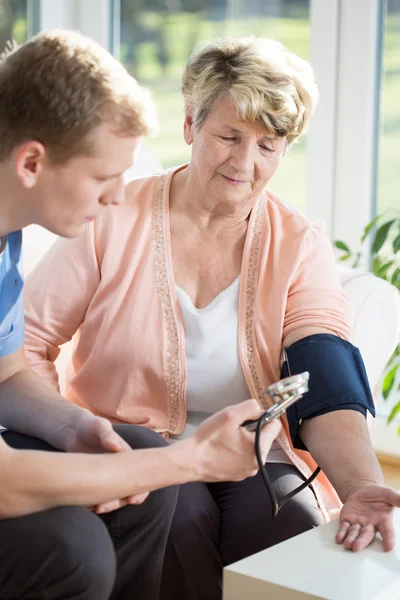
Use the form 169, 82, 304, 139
282, 334, 376, 451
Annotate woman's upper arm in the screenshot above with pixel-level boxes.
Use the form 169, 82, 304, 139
23, 222, 101, 376
283, 223, 351, 343
283, 326, 337, 349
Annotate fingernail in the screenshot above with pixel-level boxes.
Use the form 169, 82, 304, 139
109, 440, 122, 450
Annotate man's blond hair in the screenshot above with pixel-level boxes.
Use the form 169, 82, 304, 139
0, 29, 157, 162
182, 36, 318, 145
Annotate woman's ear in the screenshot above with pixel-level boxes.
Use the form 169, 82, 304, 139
183, 105, 194, 146
14, 141, 46, 188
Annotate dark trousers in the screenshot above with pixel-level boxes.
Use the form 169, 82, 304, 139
160, 463, 325, 600
0, 425, 178, 600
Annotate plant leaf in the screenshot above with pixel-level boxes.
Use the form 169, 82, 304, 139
372, 220, 396, 254
387, 345, 400, 367
339, 253, 351, 262
334, 240, 351, 253
378, 260, 394, 278
391, 268, 400, 289
393, 233, 400, 254
388, 401, 400, 424
382, 363, 398, 400
372, 256, 383, 276
361, 215, 381, 243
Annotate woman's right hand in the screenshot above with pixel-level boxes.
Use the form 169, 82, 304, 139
191, 399, 281, 482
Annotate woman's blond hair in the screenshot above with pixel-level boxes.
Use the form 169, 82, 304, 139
182, 36, 318, 145
0, 29, 157, 162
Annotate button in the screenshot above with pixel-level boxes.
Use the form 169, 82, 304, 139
14, 278, 18, 286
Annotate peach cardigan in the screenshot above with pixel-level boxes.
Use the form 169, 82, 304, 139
24, 165, 351, 520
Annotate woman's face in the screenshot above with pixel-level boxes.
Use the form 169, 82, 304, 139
185, 96, 287, 210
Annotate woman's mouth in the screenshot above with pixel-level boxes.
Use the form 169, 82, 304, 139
222, 174, 248, 186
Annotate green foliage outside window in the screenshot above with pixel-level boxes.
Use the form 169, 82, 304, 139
0, 0, 27, 49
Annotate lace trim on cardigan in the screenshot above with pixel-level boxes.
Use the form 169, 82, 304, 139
152, 172, 182, 432
244, 194, 330, 521
244, 196, 270, 408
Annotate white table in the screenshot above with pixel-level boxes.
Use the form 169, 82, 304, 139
223, 509, 400, 600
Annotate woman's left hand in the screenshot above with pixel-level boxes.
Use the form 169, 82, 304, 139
66, 412, 131, 454
336, 484, 400, 552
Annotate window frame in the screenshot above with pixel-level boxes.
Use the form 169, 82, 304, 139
307, 0, 383, 248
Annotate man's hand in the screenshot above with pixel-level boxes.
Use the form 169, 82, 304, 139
191, 399, 281, 482
336, 483, 400, 552
66, 413, 149, 512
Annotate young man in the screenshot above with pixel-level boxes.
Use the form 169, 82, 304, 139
0, 30, 280, 599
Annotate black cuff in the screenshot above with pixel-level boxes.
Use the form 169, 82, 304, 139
281, 334, 375, 450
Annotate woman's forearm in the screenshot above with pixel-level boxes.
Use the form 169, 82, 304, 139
300, 410, 383, 502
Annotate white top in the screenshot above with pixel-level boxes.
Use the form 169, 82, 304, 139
172, 277, 289, 464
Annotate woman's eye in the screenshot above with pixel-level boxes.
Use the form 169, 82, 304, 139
260, 145, 274, 152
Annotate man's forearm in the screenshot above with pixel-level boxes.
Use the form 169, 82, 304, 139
0, 367, 91, 450
0, 437, 198, 518
300, 410, 383, 502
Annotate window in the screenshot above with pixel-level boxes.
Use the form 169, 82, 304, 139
118, 0, 310, 210
377, 0, 400, 216
0, 0, 28, 49
372, 0, 400, 448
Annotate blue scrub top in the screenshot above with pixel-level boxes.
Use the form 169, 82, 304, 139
0, 230, 24, 356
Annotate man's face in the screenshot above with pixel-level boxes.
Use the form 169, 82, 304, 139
32, 123, 142, 238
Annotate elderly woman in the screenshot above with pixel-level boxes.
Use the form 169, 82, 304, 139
24, 37, 399, 600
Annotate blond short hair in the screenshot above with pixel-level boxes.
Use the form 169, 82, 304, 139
0, 29, 157, 162
182, 36, 318, 145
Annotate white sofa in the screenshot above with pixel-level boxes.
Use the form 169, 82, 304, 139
339, 266, 400, 405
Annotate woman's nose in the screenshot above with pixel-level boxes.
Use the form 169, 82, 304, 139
231, 142, 254, 172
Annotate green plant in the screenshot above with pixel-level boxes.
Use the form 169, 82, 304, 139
335, 214, 400, 434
